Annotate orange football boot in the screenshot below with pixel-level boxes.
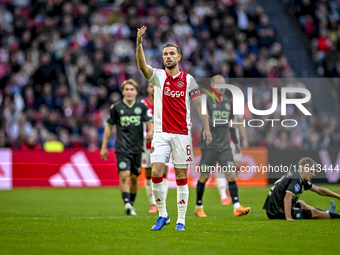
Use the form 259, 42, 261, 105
234, 205, 251, 217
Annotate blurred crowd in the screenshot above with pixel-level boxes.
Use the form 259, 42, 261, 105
0, 0, 338, 151
286, 0, 340, 77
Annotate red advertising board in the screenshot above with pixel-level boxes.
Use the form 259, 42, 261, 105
0, 147, 268, 189
12, 149, 118, 187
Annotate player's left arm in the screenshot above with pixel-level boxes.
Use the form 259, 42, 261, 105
192, 96, 212, 145
189, 76, 212, 145
284, 191, 295, 221
311, 184, 340, 200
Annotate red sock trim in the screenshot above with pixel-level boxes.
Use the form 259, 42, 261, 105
146, 176, 151, 180
176, 178, 187, 186
152, 176, 163, 183
163, 174, 167, 178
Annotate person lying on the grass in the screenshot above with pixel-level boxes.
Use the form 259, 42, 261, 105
263, 157, 340, 220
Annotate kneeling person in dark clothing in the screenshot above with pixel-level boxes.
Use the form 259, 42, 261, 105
263, 157, 340, 220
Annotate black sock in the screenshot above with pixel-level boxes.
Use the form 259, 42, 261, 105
229, 181, 239, 204
130, 193, 136, 206
329, 212, 340, 219
122, 192, 130, 204
196, 181, 206, 206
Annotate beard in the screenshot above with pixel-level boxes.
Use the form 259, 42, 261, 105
164, 61, 177, 69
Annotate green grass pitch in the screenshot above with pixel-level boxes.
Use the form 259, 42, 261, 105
1, 185, 339, 255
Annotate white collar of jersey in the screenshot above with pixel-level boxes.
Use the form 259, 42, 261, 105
166, 69, 181, 79
123, 98, 136, 108
172, 71, 181, 79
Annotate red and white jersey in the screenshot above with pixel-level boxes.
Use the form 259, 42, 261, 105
141, 97, 154, 149
148, 68, 200, 135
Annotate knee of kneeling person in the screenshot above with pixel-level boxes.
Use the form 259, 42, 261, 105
310, 208, 320, 218
296, 200, 307, 208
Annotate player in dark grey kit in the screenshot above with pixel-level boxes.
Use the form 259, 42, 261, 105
101, 79, 153, 215
195, 75, 251, 217
263, 157, 340, 220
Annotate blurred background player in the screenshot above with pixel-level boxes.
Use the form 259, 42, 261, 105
100, 79, 153, 216
263, 157, 340, 220
216, 89, 249, 205
137, 25, 212, 231
141, 82, 169, 213
195, 75, 251, 217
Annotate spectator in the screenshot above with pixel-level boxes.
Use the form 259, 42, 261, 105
19, 131, 42, 151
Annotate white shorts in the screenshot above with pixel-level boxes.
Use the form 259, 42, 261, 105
230, 142, 242, 162
142, 146, 169, 168
150, 132, 194, 167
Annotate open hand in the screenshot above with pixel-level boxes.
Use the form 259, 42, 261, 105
137, 25, 147, 45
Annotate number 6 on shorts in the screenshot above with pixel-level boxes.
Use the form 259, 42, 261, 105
186, 145, 191, 155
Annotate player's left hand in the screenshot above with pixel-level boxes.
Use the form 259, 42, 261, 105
146, 131, 153, 143
203, 129, 212, 145
235, 144, 241, 154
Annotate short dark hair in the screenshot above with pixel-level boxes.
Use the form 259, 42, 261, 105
162, 43, 182, 55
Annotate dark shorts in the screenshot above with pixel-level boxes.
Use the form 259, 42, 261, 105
266, 202, 312, 220
199, 147, 234, 173
116, 153, 142, 176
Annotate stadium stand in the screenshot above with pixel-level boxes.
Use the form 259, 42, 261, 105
284, 0, 340, 96
0, 0, 338, 150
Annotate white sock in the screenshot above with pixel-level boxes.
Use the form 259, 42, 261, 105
195, 205, 203, 210
146, 179, 156, 205
216, 171, 227, 200
163, 177, 168, 201
152, 180, 167, 217
233, 202, 241, 211
177, 183, 189, 225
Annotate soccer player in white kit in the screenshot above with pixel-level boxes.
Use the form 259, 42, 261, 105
137, 25, 212, 231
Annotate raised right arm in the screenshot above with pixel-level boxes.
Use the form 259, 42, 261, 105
136, 25, 154, 80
